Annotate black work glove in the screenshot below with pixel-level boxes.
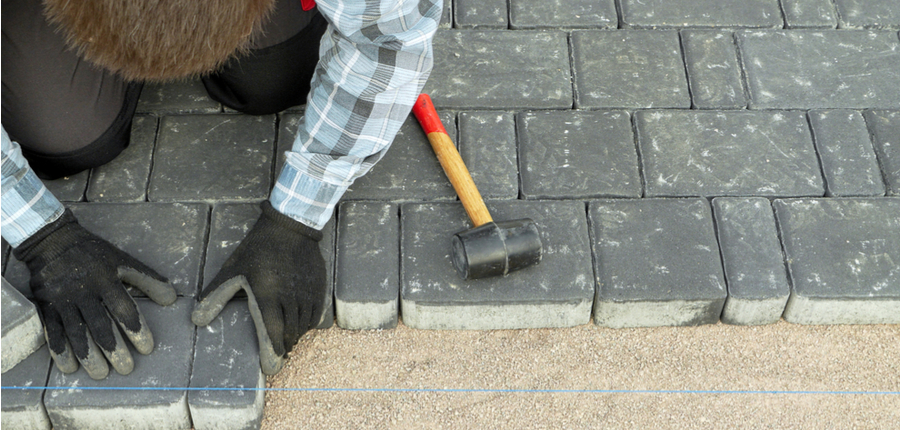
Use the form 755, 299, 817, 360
13, 209, 176, 379
192, 201, 327, 375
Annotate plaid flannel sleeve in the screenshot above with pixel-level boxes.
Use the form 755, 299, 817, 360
1, 126, 64, 247
269, 0, 442, 230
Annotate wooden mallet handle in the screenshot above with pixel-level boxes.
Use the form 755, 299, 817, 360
413, 94, 493, 227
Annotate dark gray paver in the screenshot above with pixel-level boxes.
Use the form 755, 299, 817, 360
781, 0, 838, 28
189, 301, 264, 430
42, 170, 88, 202
149, 114, 275, 202
44, 298, 195, 430
87, 115, 158, 202
510, 0, 617, 29
204, 203, 335, 329
2, 278, 44, 373
423, 31, 572, 109
136, 79, 220, 114
738, 30, 900, 109
681, 30, 748, 109
808, 110, 885, 197
454, 0, 507, 29
0, 345, 52, 430
636, 110, 824, 197
343, 112, 457, 202
618, 0, 782, 28
4, 203, 207, 298
401, 200, 594, 329
774, 198, 900, 324
590, 198, 727, 328
712, 198, 790, 325
458, 111, 519, 200
833, 0, 900, 29
335, 202, 400, 330
864, 110, 900, 196
572, 30, 690, 109
518, 110, 641, 199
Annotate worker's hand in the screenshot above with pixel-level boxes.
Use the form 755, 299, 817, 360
13, 209, 176, 380
192, 201, 326, 375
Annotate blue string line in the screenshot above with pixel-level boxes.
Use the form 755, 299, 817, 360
2, 386, 899, 395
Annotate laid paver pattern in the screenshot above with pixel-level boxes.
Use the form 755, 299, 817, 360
2, 1, 899, 428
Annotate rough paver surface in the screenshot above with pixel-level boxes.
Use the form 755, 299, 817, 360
2, 1, 899, 428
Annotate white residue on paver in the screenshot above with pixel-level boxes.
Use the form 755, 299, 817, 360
695, 244, 712, 253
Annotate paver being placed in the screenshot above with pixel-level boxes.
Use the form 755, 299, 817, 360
423, 31, 572, 109
458, 112, 519, 200
42, 171, 88, 203
738, 30, 900, 109
4, 203, 207, 298
774, 198, 900, 325
454, 0, 507, 28
517, 110, 641, 199
189, 301, 265, 430
44, 298, 195, 430
572, 30, 690, 109
712, 198, 791, 325
618, 0, 782, 28
204, 203, 335, 329
401, 201, 594, 330
780, 0, 838, 28
509, 0, 617, 29
149, 114, 275, 202
636, 110, 824, 197
680, 30, 748, 109
808, 110, 885, 197
335, 202, 400, 330
1, 345, 52, 430
136, 79, 221, 114
864, 110, 900, 196
2, 278, 44, 373
590, 198, 727, 328
833, 0, 900, 29
87, 115, 158, 202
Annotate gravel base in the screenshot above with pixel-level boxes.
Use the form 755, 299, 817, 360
263, 321, 899, 429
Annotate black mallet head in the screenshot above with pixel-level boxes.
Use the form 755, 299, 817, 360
450, 219, 542, 280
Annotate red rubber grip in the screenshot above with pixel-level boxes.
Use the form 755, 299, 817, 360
412, 94, 447, 135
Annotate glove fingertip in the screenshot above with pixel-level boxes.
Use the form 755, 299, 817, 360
45, 328, 79, 374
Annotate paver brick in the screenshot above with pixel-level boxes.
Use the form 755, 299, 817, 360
149, 115, 275, 202
136, 79, 221, 114
2, 278, 44, 373
335, 202, 399, 330
343, 112, 457, 202
572, 30, 690, 109
808, 110, 885, 196
590, 198, 727, 328
712, 198, 790, 325
87, 115, 158, 202
42, 171, 88, 202
401, 200, 594, 330
518, 110, 641, 199
204, 203, 335, 328
458, 111, 519, 200
454, 0, 507, 29
5, 203, 207, 298
774, 198, 900, 325
864, 110, 900, 195
0, 345, 52, 430
189, 301, 265, 430
509, 0, 617, 29
636, 110, 824, 197
738, 30, 900, 109
44, 298, 195, 430
833, 0, 900, 29
780, 0, 838, 28
680, 30, 748, 109
423, 30, 572, 109
618, 0, 782, 28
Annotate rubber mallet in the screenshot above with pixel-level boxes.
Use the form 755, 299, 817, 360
412, 93, 542, 280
